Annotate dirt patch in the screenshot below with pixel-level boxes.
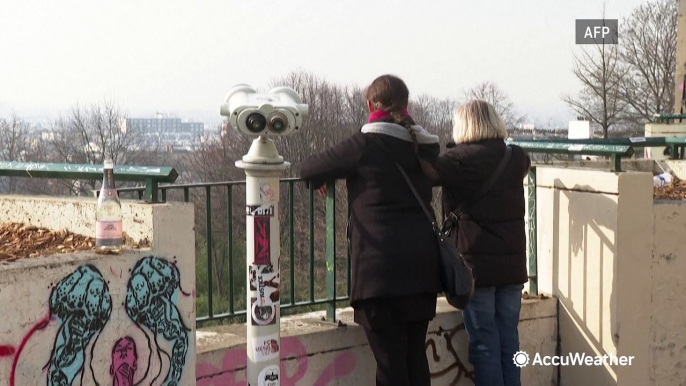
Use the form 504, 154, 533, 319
654, 177, 686, 200
522, 291, 550, 300
0, 223, 150, 263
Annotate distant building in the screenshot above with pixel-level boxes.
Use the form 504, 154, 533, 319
119, 113, 204, 137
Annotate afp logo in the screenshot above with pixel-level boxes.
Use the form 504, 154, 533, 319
576, 19, 618, 44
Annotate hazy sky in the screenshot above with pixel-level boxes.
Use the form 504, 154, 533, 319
0, 0, 648, 124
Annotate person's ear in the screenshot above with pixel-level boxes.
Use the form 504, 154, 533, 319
110, 365, 114, 376
367, 100, 375, 113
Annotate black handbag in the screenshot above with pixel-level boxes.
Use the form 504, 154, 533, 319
393, 162, 475, 309
396, 145, 512, 310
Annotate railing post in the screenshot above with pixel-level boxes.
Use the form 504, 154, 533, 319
205, 186, 213, 318
145, 178, 159, 203
528, 167, 538, 295
670, 144, 679, 160
326, 180, 337, 322
611, 155, 622, 172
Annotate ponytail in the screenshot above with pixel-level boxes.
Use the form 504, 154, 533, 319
389, 110, 419, 153
389, 109, 439, 183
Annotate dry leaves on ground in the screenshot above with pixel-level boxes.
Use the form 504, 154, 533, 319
654, 177, 686, 200
0, 223, 150, 262
0, 223, 95, 262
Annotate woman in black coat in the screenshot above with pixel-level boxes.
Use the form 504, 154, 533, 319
435, 100, 530, 386
299, 75, 441, 386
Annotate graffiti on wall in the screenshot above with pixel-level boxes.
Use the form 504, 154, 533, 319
3, 255, 192, 386
196, 336, 356, 386
426, 322, 475, 385
110, 337, 138, 386
125, 256, 191, 385
46, 265, 113, 385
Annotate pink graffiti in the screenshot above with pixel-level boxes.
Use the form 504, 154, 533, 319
0, 345, 16, 358
110, 337, 137, 386
9, 313, 54, 386
196, 337, 356, 386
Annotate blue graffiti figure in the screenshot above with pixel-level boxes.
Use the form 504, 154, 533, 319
47, 265, 112, 386
125, 256, 189, 386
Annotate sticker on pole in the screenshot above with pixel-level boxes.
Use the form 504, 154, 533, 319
252, 333, 280, 362
253, 216, 270, 265
251, 297, 276, 326
249, 264, 280, 306
260, 182, 278, 202
247, 204, 275, 217
258, 365, 280, 386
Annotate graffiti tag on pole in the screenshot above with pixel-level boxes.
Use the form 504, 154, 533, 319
247, 204, 275, 217
252, 333, 280, 362
258, 365, 280, 386
253, 217, 271, 265
259, 183, 277, 202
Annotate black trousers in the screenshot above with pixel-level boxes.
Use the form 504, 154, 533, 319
363, 320, 431, 386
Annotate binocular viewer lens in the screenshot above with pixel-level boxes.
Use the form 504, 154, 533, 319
269, 112, 287, 133
245, 111, 289, 133
246, 113, 267, 133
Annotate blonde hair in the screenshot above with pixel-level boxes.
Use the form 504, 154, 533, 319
452, 100, 507, 144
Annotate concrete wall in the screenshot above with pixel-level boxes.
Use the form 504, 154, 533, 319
0, 195, 191, 251
534, 167, 654, 386
651, 201, 686, 385
195, 297, 557, 386
0, 196, 196, 385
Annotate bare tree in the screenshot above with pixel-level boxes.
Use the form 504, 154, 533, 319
562, 6, 628, 138
618, 0, 677, 123
50, 100, 164, 195
0, 115, 28, 193
410, 94, 457, 145
463, 81, 523, 130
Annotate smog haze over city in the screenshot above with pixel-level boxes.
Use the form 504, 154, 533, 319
1, 0, 647, 128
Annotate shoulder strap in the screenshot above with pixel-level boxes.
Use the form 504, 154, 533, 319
368, 135, 441, 233
451, 145, 512, 218
394, 163, 441, 233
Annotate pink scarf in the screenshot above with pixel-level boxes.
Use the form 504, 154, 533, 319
367, 108, 411, 123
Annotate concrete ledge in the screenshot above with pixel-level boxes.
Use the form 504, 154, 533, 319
0, 195, 193, 248
196, 297, 558, 385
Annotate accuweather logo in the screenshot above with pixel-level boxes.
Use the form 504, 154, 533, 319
513, 351, 530, 368
513, 351, 635, 367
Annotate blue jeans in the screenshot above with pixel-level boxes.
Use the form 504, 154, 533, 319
462, 284, 523, 386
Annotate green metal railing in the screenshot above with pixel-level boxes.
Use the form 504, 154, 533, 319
509, 140, 635, 171
0, 161, 178, 202
115, 179, 351, 325
510, 136, 686, 171
652, 113, 686, 124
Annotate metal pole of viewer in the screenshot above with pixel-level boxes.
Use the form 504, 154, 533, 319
236, 135, 289, 386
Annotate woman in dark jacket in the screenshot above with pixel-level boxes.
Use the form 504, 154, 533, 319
299, 75, 441, 386
435, 100, 530, 386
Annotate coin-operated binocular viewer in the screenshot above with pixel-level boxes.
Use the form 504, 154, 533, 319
220, 85, 309, 386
